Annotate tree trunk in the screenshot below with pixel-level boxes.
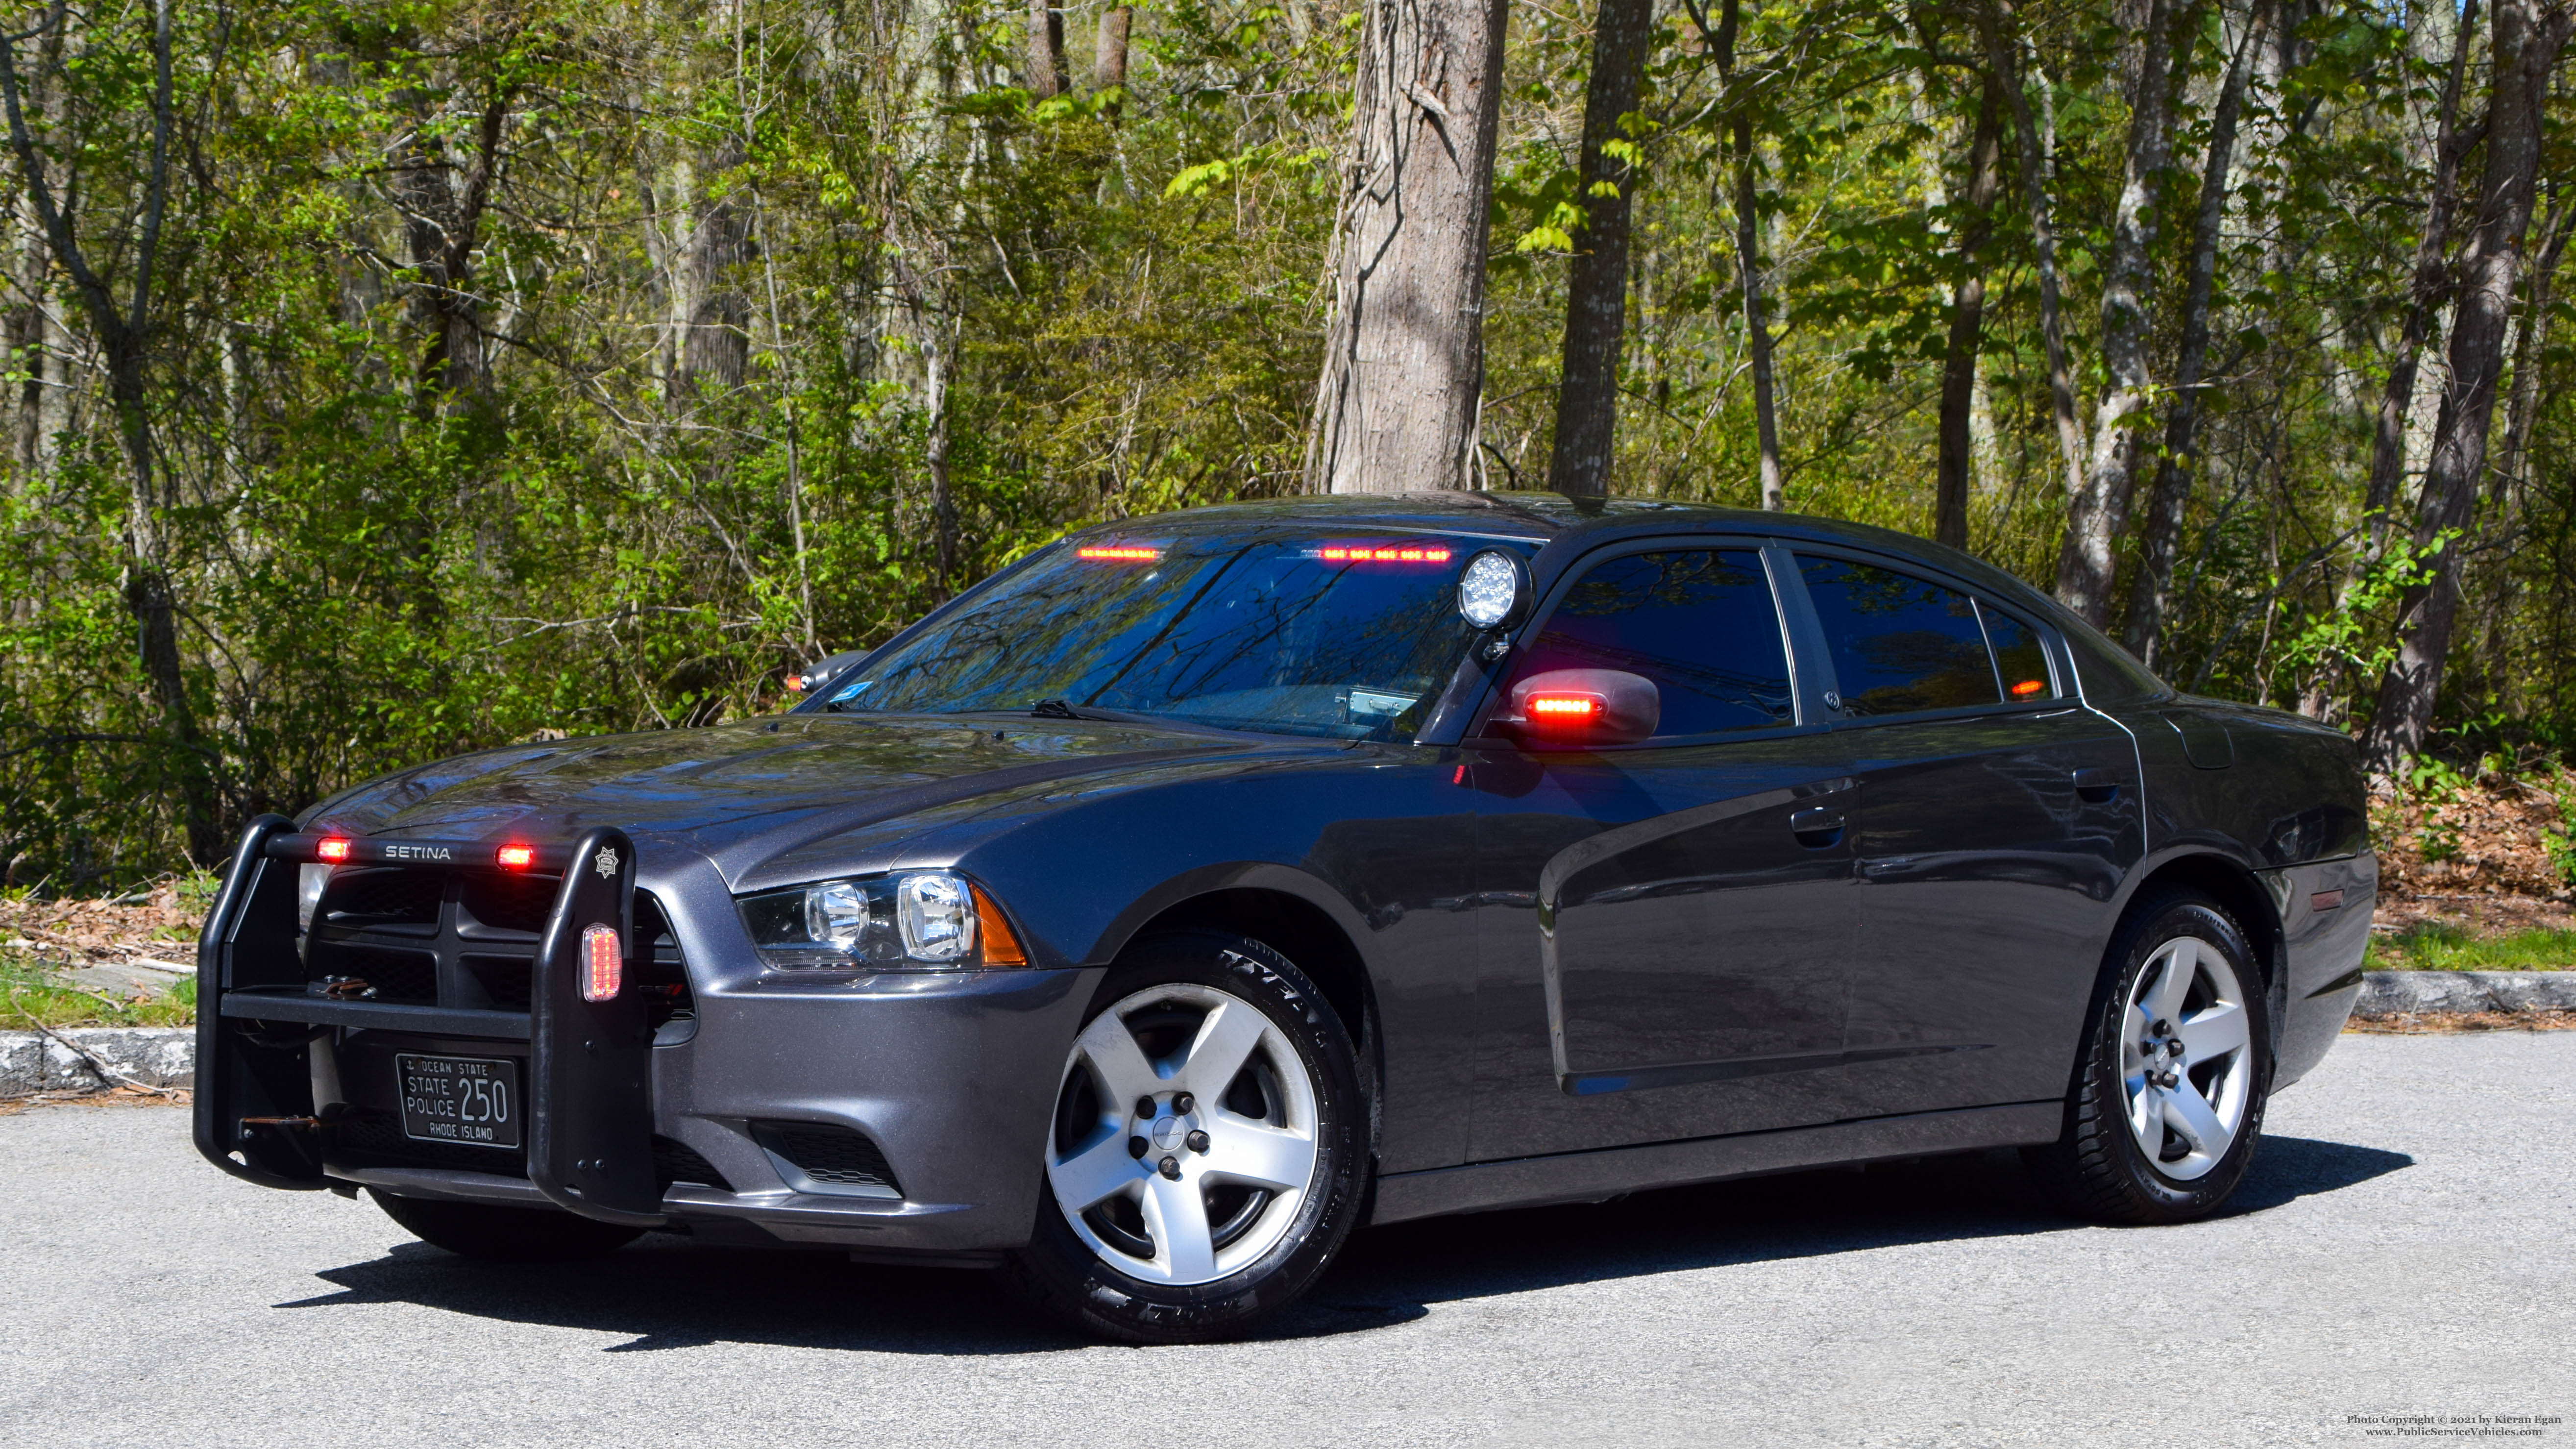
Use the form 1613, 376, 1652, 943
1977, 0, 2089, 555
1027, 0, 1068, 99
677, 133, 754, 400
2058, 0, 2196, 626
2300, 0, 2484, 720
2361, 0, 2482, 553
1545, 0, 1654, 497
2496, 198, 2569, 509
1934, 77, 2006, 551
0, 0, 219, 863
1308, 0, 1510, 494
1709, 0, 1783, 509
2124, 0, 2272, 668
1094, 7, 1132, 94
2361, 0, 2576, 770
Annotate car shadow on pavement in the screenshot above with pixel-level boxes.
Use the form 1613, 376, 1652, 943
275, 1133, 2408, 1353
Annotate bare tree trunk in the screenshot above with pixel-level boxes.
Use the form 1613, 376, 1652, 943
2125, 0, 2273, 667
1978, 0, 2089, 553
0, 0, 219, 863
1308, 0, 1510, 494
2497, 197, 2569, 508
1027, 0, 1067, 98
396, 76, 515, 405
2058, 0, 2198, 626
1934, 77, 2005, 550
2366, 0, 2482, 552
2362, 0, 2576, 769
1709, 0, 1783, 509
1545, 0, 1654, 497
1094, 6, 1132, 93
678, 133, 754, 399
2300, 1, 2483, 720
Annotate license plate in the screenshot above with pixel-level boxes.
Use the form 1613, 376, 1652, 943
395, 1054, 521, 1149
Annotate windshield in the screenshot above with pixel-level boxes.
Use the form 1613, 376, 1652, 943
826, 529, 1531, 741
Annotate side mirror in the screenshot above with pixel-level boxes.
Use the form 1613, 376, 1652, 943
1498, 669, 1660, 747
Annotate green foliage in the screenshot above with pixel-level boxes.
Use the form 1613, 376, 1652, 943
2366, 923, 2576, 974
0, 0, 2570, 887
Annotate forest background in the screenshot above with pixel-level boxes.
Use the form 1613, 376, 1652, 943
0, 0, 2570, 890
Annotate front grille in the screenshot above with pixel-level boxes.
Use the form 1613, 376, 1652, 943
460, 871, 558, 933
462, 954, 533, 1009
310, 945, 438, 1004
755, 1121, 901, 1195
320, 868, 444, 925
299, 868, 694, 1025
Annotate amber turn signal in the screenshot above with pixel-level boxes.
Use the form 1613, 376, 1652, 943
971, 882, 1028, 966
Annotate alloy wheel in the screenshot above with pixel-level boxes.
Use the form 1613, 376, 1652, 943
1045, 982, 1320, 1286
2119, 934, 2253, 1181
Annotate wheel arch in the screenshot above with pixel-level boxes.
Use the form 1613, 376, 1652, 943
2105, 848, 2290, 1058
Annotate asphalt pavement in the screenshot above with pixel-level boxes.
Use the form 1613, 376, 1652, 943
4, 1031, 2570, 1448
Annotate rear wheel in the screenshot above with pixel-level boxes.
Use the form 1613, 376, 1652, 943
2031, 890, 2272, 1224
368, 1188, 642, 1262
1004, 930, 1366, 1343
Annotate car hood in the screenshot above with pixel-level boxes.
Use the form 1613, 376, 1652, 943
303, 713, 1250, 884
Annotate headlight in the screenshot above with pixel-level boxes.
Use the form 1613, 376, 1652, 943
738, 871, 1025, 971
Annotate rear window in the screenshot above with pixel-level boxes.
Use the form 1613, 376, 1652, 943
1796, 556, 1999, 716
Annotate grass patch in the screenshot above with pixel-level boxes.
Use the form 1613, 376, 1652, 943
1, 955, 197, 1029
2366, 922, 2576, 973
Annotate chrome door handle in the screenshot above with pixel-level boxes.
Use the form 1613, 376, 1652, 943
1790, 807, 1845, 848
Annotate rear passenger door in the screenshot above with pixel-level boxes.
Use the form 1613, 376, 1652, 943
1785, 552, 2144, 1117
1467, 542, 1863, 1162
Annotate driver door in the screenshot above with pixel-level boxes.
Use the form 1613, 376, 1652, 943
1465, 542, 1864, 1162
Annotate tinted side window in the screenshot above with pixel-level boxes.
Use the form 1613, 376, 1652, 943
1514, 549, 1793, 737
1796, 556, 2000, 716
1979, 606, 2056, 701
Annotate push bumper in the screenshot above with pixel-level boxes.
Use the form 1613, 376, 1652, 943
194, 817, 1097, 1254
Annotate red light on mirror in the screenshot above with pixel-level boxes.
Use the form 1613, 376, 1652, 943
495, 844, 537, 870
316, 837, 353, 863
1077, 545, 1161, 562
1313, 544, 1455, 564
580, 923, 622, 1002
2010, 679, 2048, 697
1525, 693, 1606, 723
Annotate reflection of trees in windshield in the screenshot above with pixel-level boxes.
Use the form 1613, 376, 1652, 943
841, 534, 1496, 740
1797, 557, 2000, 715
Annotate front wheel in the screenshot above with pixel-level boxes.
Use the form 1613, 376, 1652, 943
1004, 930, 1367, 1343
2030, 890, 2272, 1224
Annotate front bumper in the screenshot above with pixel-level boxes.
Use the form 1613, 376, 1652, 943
195, 817, 1095, 1255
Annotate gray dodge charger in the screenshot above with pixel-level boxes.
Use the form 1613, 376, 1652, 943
194, 494, 2374, 1341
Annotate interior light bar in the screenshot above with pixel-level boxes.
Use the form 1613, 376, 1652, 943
1077, 545, 1161, 562
1313, 544, 1455, 564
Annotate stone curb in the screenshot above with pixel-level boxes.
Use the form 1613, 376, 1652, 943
2354, 970, 2576, 1017
0, 1028, 195, 1097
3, 973, 2571, 1098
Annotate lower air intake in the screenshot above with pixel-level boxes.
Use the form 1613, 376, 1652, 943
752, 1121, 902, 1198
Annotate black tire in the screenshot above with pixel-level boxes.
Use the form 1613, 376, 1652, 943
2029, 889, 2273, 1225
368, 1188, 643, 1262
1003, 930, 1367, 1344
